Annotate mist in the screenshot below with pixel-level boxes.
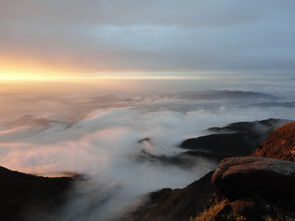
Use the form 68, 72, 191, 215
0, 78, 294, 220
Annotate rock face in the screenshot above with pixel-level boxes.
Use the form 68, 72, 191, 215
193, 122, 295, 221
0, 166, 75, 221
211, 157, 295, 211
253, 121, 295, 162
181, 118, 289, 162
120, 171, 215, 221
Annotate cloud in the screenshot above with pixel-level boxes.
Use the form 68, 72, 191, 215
0, 79, 295, 220
0, 0, 295, 74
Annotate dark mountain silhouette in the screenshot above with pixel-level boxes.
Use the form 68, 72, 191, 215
249, 101, 295, 108
180, 118, 290, 162
133, 119, 290, 169
118, 171, 215, 221
171, 90, 277, 101
0, 166, 78, 221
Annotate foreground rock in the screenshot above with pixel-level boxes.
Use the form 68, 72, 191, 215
119, 171, 214, 221
192, 122, 295, 221
0, 166, 76, 221
212, 157, 295, 206
253, 121, 295, 162
205, 157, 295, 220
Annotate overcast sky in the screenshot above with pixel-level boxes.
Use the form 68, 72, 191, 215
0, 0, 295, 77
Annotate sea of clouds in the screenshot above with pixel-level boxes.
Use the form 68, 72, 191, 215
0, 78, 294, 220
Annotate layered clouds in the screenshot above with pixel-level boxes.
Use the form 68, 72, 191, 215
0, 0, 295, 75
0, 79, 295, 220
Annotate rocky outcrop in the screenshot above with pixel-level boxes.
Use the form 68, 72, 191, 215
0, 166, 77, 221
205, 157, 295, 220
189, 120, 295, 220
192, 121, 295, 221
253, 121, 295, 162
121, 120, 295, 221
181, 118, 289, 162
120, 171, 215, 221
211, 157, 295, 206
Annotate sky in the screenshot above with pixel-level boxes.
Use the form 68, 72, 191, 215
0, 0, 295, 79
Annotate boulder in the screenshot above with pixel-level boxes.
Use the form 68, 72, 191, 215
211, 157, 295, 210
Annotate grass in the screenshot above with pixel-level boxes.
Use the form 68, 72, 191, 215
190, 200, 247, 221
190, 201, 226, 221
191, 201, 295, 221
263, 216, 295, 221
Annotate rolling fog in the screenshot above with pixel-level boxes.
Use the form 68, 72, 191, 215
0, 77, 294, 220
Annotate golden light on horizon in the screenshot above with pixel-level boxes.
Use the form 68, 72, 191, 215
0, 67, 84, 81
0, 58, 211, 81
0, 56, 73, 81
0, 56, 213, 81
0, 70, 214, 82
0, 72, 204, 81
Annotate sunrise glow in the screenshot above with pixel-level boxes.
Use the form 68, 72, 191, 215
0, 73, 73, 81
0, 71, 211, 81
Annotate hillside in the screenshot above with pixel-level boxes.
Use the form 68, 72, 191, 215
119, 171, 214, 221
0, 119, 294, 221
181, 118, 289, 162
120, 120, 295, 221
0, 166, 77, 221
193, 121, 295, 221
253, 121, 295, 162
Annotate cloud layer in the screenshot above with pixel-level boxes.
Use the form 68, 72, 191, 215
0, 78, 295, 220
1, 0, 295, 74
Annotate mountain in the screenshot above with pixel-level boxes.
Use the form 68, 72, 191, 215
118, 171, 214, 221
172, 90, 278, 101
249, 101, 295, 108
181, 118, 290, 162
191, 121, 295, 221
132, 119, 289, 169
0, 166, 77, 221
120, 120, 295, 221
1, 119, 294, 221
